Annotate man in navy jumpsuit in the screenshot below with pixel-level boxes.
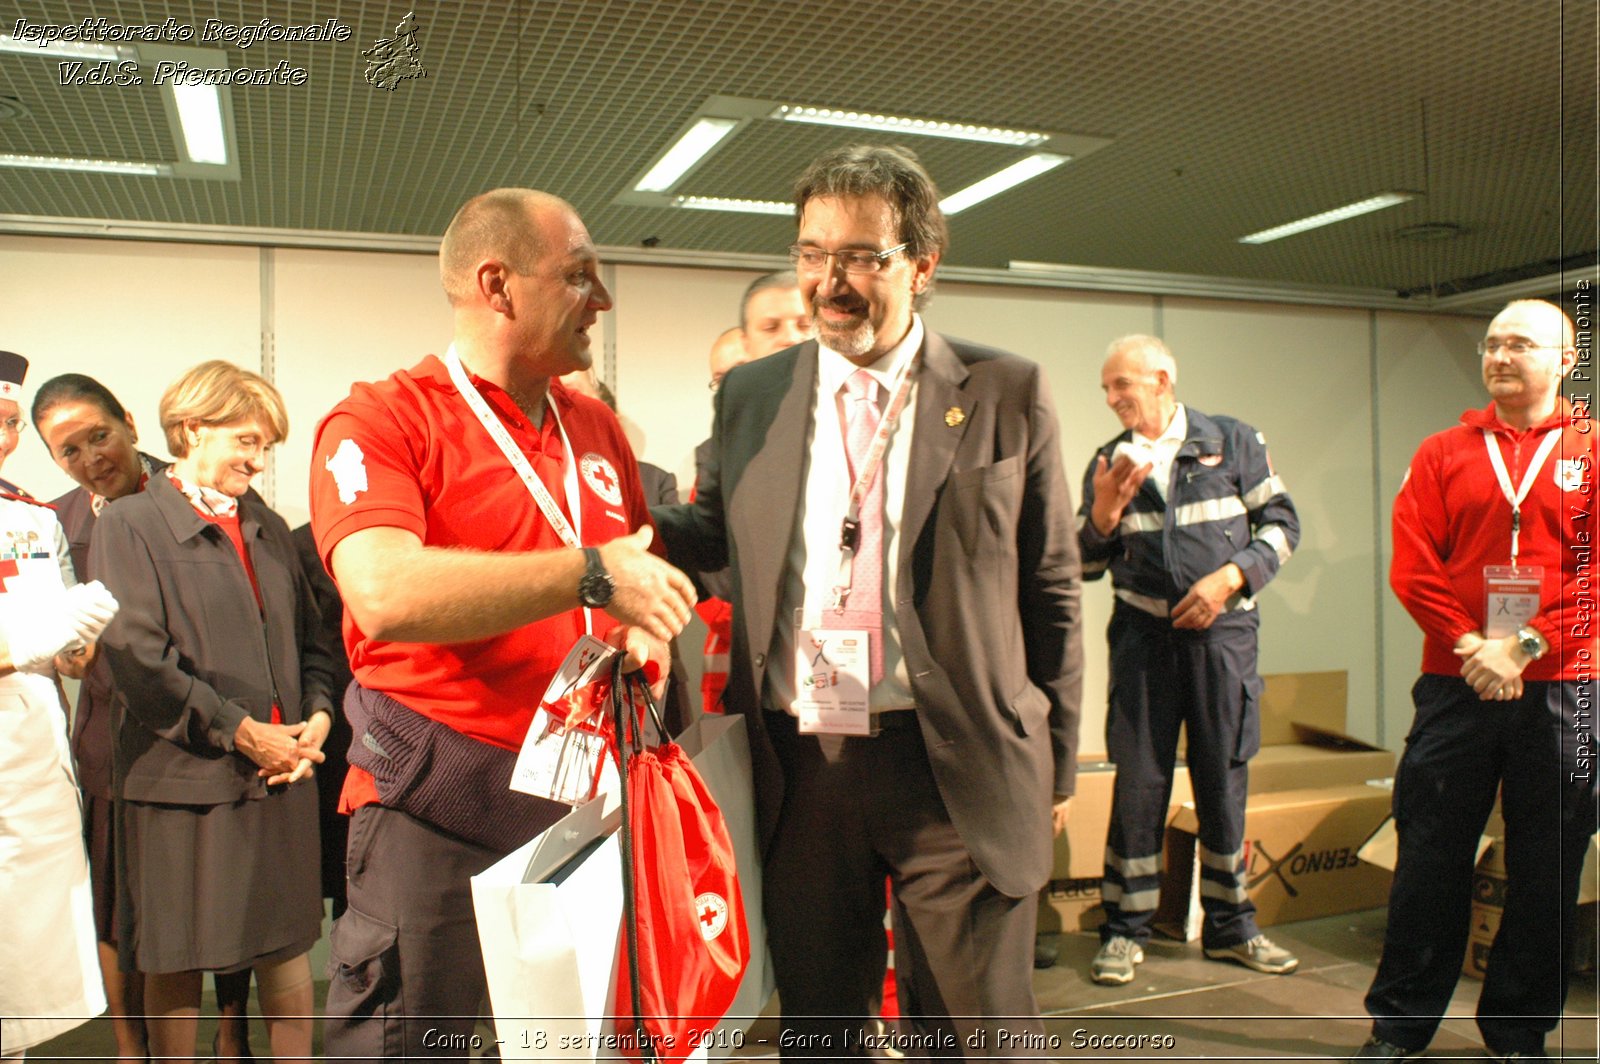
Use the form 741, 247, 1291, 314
1077, 334, 1300, 984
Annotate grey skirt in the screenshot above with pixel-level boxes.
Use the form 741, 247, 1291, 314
117, 781, 322, 974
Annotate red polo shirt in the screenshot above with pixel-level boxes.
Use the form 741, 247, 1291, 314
310, 354, 654, 809
1392, 398, 1599, 680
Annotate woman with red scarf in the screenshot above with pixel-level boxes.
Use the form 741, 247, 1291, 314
91, 361, 334, 1064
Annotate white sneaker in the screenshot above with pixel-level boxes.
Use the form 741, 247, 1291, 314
1090, 935, 1144, 985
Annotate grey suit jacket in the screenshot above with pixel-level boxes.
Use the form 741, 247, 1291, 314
654, 331, 1083, 898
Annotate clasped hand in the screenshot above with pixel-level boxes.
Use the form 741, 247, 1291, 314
1455, 631, 1527, 702
235, 710, 333, 785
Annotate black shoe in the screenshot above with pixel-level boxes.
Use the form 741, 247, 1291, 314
1033, 936, 1058, 969
1488, 1050, 1549, 1061
1348, 1035, 1415, 1060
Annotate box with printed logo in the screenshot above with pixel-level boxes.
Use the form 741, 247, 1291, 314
1152, 782, 1395, 940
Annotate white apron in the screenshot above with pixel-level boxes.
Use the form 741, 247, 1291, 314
0, 497, 106, 1052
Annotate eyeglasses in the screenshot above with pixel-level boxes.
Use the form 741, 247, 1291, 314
788, 243, 908, 274
0, 417, 25, 435
1478, 338, 1556, 356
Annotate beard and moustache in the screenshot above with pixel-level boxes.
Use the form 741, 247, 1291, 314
813, 294, 876, 359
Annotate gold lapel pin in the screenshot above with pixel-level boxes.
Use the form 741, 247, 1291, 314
944, 406, 965, 427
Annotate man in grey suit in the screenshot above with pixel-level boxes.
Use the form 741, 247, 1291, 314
654, 144, 1082, 1055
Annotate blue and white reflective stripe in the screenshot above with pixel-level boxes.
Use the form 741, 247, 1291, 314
1104, 848, 1162, 878
1242, 474, 1287, 510
1174, 496, 1247, 527
1258, 523, 1294, 564
1115, 589, 1169, 617
1119, 510, 1164, 535
1198, 843, 1243, 871
1199, 879, 1249, 903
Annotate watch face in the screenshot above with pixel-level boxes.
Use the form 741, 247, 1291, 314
579, 552, 614, 607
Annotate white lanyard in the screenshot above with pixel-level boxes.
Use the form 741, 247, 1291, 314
445, 346, 592, 632
1482, 427, 1560, 566
831, 352, 918, 610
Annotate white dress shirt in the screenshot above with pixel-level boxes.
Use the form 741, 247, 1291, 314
766, 315, 924, 714
1120, 403, 1187, 500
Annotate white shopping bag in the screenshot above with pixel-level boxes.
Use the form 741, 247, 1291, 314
472, 796, 628, 1059
471, 714, 770, 1061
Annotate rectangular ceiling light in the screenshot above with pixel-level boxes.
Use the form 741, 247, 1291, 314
772, 105, 1050, 148
0, 34, 123, 60
940, 153, 1069, 215
633, 117, 740, 192
169, 82, 229, 164
1238, 192, 1416, 244
0, 153, 168, 175
675, 195, 792, 216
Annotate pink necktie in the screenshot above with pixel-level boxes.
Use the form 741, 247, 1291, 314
842, 369, 884, 686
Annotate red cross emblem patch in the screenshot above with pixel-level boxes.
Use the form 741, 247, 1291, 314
579, 453, 623, 507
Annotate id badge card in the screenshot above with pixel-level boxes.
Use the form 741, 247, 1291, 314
1484, 565, 1542, 638
539, 633, 617, 706
791, 611, 872, 736
510, 707, 614, 804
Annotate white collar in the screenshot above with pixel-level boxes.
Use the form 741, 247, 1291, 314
1135, 403, 1187, 447
818, 314, 925, 397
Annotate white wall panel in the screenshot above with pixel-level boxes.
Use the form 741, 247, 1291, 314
0, 231, 1493, 751
0, 236, 259, 502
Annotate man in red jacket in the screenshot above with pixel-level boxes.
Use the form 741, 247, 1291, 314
1351, 298, 1598, 1062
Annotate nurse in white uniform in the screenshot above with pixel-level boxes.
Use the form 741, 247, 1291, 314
0, 350, 118, 1058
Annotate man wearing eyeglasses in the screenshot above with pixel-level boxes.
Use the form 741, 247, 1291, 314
1350, 299, 1597, 1062
655, 144, 1083, 1054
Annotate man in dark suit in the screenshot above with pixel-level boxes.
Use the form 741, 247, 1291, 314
654, 144, 1082, 1055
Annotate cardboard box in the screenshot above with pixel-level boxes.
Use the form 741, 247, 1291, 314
1154, 783, 1395, 940
1356, 798, 1506, 875
1247, 726, 1395, 794
1049, 671, 1380, 933
1038, 760, 1193, 933
1259, 671, 1348, 744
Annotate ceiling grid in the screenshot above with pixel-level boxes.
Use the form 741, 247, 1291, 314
0, 0, 1590, 301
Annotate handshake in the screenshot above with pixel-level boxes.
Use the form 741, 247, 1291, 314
2, 580, 120, 675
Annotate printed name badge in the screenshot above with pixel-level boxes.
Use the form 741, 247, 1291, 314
1483, 565, 1542, 638
791, 616, 871, 736
510, 634, 620, 805
509, 707, 616, 805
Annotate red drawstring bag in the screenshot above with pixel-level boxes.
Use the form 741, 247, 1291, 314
609, 662, 750, 1063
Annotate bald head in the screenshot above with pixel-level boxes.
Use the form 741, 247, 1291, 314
1481, 299, 1578, 427
439, 188, 572, 306
1101, 334, 1179, 438
1494, 299, 1576, 349
708, 327, 746, 390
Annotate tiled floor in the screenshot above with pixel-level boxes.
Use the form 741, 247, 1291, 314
28, 908, 1598, 1061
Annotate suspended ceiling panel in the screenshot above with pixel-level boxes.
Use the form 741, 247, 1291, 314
0, 0, 1593, 301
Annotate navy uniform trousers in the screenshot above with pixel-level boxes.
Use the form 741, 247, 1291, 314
1365, 675, 1597, 1057
1100, 603, 1262, 948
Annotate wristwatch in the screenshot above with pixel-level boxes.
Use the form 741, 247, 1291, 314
1515, 625, 1546, 662
577, 546, 615, 609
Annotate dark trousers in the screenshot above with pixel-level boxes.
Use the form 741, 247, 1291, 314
1366, 676, 1598, 1056
322, 804, 505, 1062
763, 711, 1042, 1059
1100, 607, 1261, 948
